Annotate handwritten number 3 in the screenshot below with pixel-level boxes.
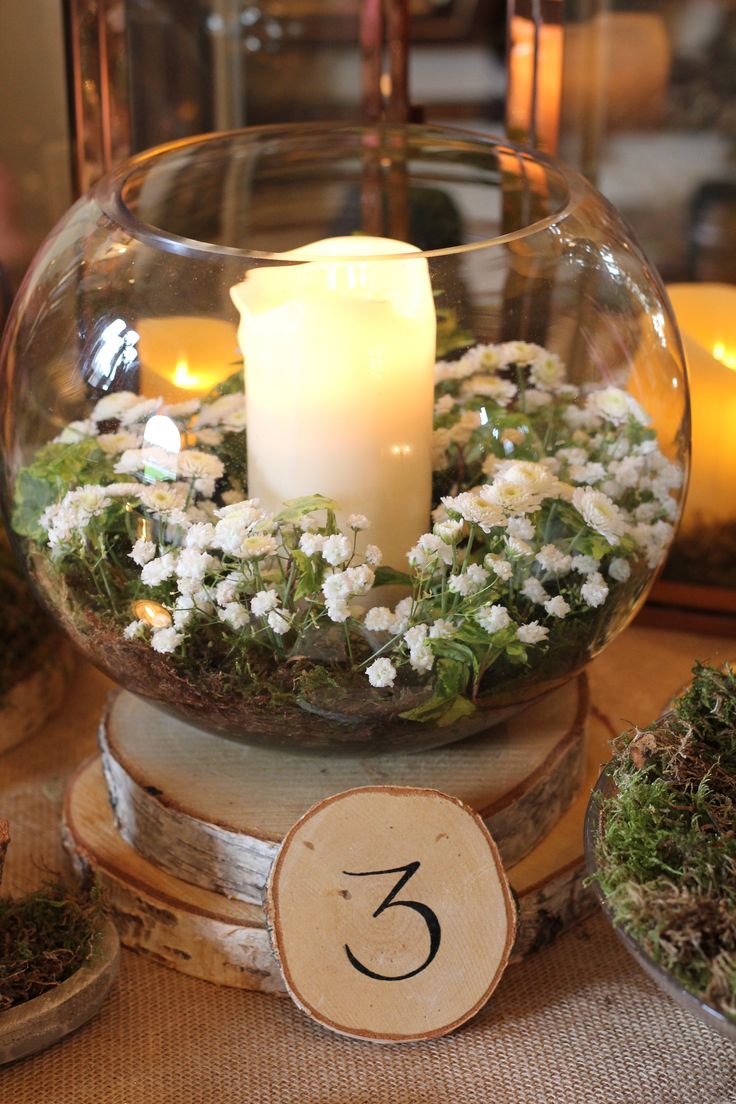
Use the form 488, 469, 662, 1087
342, 861, 442, 982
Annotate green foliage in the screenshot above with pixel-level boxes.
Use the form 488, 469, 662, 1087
276, 494, 339, 524
12, 439, 115, 540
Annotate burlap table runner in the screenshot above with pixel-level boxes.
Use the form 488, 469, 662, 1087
1, 625, 735, 1103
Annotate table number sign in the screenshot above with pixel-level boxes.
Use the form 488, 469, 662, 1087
266, 786, 517, 1042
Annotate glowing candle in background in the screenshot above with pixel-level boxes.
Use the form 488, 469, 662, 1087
667, 283, 736, 534
230, 237, 436, 570
506, 13, 564, 156
136, 316, 239, 403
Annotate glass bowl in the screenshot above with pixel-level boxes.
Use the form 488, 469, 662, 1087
585, 764, 736, 1043
0, 124, 689, 752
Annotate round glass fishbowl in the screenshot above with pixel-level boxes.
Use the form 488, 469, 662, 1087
0, 125, 689, 753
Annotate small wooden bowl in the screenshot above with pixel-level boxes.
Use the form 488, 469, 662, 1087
0, 916, 120, 1065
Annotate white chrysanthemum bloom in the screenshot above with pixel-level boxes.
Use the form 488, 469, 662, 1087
54, 419, 98, 444
461, 343, 503, 374
299, 532, 326, 557
429, 618, 455, 639
150, 626, 183, 653
218, 602, 250, 630
506, 534, 533, 557
529, 352, 566, 391
123, 620, 147, 640
434, 393, 456, 417
486, 460, 566, 516
408, 533, 453, 570
193, 427, 223, 448
240, 535, 278, 560
91, 391, 140, 422
586, 386, 648, 427
500, 340, 545, 366
571, 554, 600, 575
563, 405, 601, 432
366, 657, 397, 689
347, 513, 370, 531
433, 519, 464, 545
178, 450, 225, 481
120, 398, 163, 426
160, 398, 201, 419
536, 544, 572, 575
322, 533, 352, 567
434, 360, 455, 384
221, 408, 247, 432
364, 544, 383, 567
194, 394, 244, 429
114, 448, 146, 475
102, 482, 142, 499
141, 552, 178, 586
432, 426, 452, 468
251, 589, 280, 617
572, 486, 625, 546
517, 621, 549, 644
215, 498, 261, 519
97, 431, 141, 455
522, 577, 548, 604
580, 571, 609, 608
569, 461, 606, 485
476, 604, 511, 634
484, 553, 513, 582
608, 557, 631, 582
390, 597, 413, 634
544, 595, 570, 619
129, 539, 156, 567
364, 606, 395, 632
524, 389, 553, 413
460, 374, 517, 406
267, 608, 291, 635
448, 562, 489, 597
184, 522, 215, 551
442, 490, 505, 534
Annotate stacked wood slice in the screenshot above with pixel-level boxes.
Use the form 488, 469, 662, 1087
62, 675, 600, 992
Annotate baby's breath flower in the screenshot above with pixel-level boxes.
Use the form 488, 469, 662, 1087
322, 533, 351, 566
608, 557, 631, 583
476, 604, 511, 634
141, 552, 177, 586
408, 533, 454, 570
129, 539, 156, 567
267, 608, 292, 635
544, 595, 571, 619
522, 577, 548, 604
185, 522, 216, 550
429, 618, 455, 639
516, 621, 549, 644
571, 554, 600, 575
123, 620, 147, 640
364, 606, 394, 632
364, 544, 383, 567
251, 589, 279, 617
448, 563, 489, 597
366, 657, 397, 689
219, 602, 250, 630
580, 571, 609, 608
151, 626, 183, 653
347, 513, 370, 531
299, 532, 326, 557
535, 545, 572, 575
484, 554, 513, 582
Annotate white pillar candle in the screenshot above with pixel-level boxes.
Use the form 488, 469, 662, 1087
230, 237, 436, 569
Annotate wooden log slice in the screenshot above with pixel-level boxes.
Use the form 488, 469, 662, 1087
99, 675, 588, 905
0, 639, 75, 756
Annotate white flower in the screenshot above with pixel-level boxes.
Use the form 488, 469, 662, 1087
176, 547, 216, 583
569, 462, 606, 485
524, 390, 553, 412
433, 519, 464, 545
507, 516, 535, 541
529, 353, 566, 390
586, 386, 648, 426
54, 419, 98, 444
434, 393, 456, 416
240, 535, 278, 560
486, 460, 566, 516
365, 544, 383, 567
185, 522, 216, 550
151, 626, 183, 653
516, 621, 549, 644
522, 577, 548, 604
347, 514, 370, 531
460, 374, 517, 405
571, 554, 600, 575
364, 606, 395, 632
476, 604, 511, 634
442, 490, 505, 533
544, 595, 570, 618
215, 572, 243, 607
429, 619, 454, 639
138, 484, 187, 515
484, 554, 513, 582
432, 427, 452, 468
631, 520, 673, 569
390, 597, 413, 634
298, 512, 322, 533
366, 657, 397, 689
448, 409, 482, 447
403, 624, 434, 674
462, 344, 503, 374
322, 534, 352, 567
251, 589, 280, 617
608, 557, 631, 583
120, 398, 163, 426
161, 398, 200, 419
408, 533, 454, 570
564, 405, 601, 431
299, 532, 326, 557
326, 599, 351, 623
194, 428, 223, 447
535, 545, 572, 575
91, 391, 140, 422
218, 602, 250, 630
448, 563, 489, 597
141, 552, 178, 586
580, 571, 609, 608
267, 609, 291, 635
178, 450, 225, 482
572, 487, 625, 546
97, 431, 140, 455
500, 341, 545, 366
123, 620, 146, 640
194, 394, 244, 428
129, 539, 156, 566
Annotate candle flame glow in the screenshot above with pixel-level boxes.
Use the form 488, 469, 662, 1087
174, 356, 199, 389
712, 342, 736, 371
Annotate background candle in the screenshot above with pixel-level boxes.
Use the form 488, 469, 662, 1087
136, 316, 239, 403
231, 237, 436, 570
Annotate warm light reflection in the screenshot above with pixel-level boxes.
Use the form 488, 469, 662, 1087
142, 415, 181, 483
132, 599, 172, 629
712, 343, 736, 371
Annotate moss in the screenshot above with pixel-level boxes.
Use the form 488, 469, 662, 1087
593, 663, 736, 1021
0, 885, 101, 1011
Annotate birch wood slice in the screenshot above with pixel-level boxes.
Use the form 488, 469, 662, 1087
266, 786, 516, 1042
0, 918, 119, 1066
99, 675, 588, 905
0, 639, 75, 755
62, 759, 285, 994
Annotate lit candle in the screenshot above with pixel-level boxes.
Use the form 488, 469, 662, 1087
506, 14, 564, 155
667, 283, 736, 533
230, 237, 436, 569
136, 316, 239, 403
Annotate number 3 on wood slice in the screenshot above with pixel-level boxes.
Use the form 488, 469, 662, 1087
266, 786, 517, 1043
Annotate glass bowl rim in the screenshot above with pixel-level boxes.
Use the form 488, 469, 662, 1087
94, 121, 586, 263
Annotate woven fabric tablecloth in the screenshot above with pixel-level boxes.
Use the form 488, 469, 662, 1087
1, 624, 735, 1104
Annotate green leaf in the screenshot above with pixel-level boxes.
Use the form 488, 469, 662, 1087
435, 694, 477, 727
11, 438, 117, 541
291, 548, 323, 601
373, 566, 412, 588
399, 657, 472, 724
276, 494, 339, 524
204, 366, 244, 400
